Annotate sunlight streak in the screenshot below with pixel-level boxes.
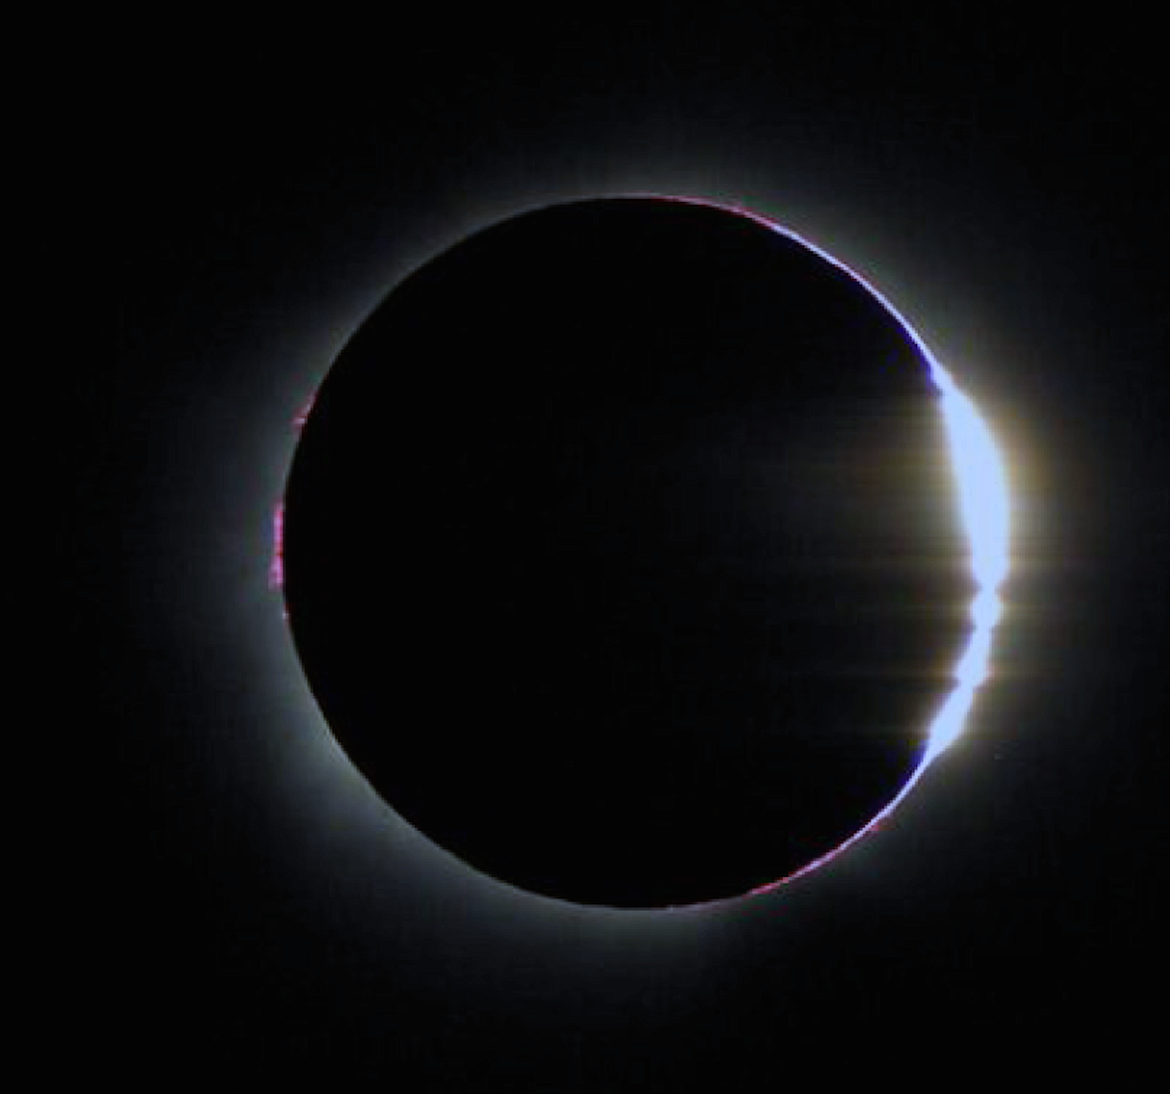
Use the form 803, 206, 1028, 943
920, 366, 1011, 760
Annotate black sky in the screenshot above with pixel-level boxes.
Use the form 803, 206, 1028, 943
100, 12, 1168, 1086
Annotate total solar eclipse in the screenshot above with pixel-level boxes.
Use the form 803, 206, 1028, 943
277, 195, 1009, 909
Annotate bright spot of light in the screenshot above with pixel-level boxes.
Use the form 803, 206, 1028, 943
920, 365, 1011, 760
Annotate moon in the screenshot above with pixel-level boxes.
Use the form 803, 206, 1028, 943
276, 195, 1009, 909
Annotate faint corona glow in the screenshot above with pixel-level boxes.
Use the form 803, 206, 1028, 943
293, 390, 317, 429
269, 502, 285, 592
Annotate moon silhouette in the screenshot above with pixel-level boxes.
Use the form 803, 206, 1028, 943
278, 195, 990, 909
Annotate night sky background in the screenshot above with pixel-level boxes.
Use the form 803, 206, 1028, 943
100, 12, 1167, 1085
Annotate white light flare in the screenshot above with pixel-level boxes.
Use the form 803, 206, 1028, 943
920, 365, 1011, 761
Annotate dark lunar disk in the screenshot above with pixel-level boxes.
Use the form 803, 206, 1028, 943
280, 197, 969, 908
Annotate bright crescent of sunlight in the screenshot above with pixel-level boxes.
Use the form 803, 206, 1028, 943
921, 366, 1011, 759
